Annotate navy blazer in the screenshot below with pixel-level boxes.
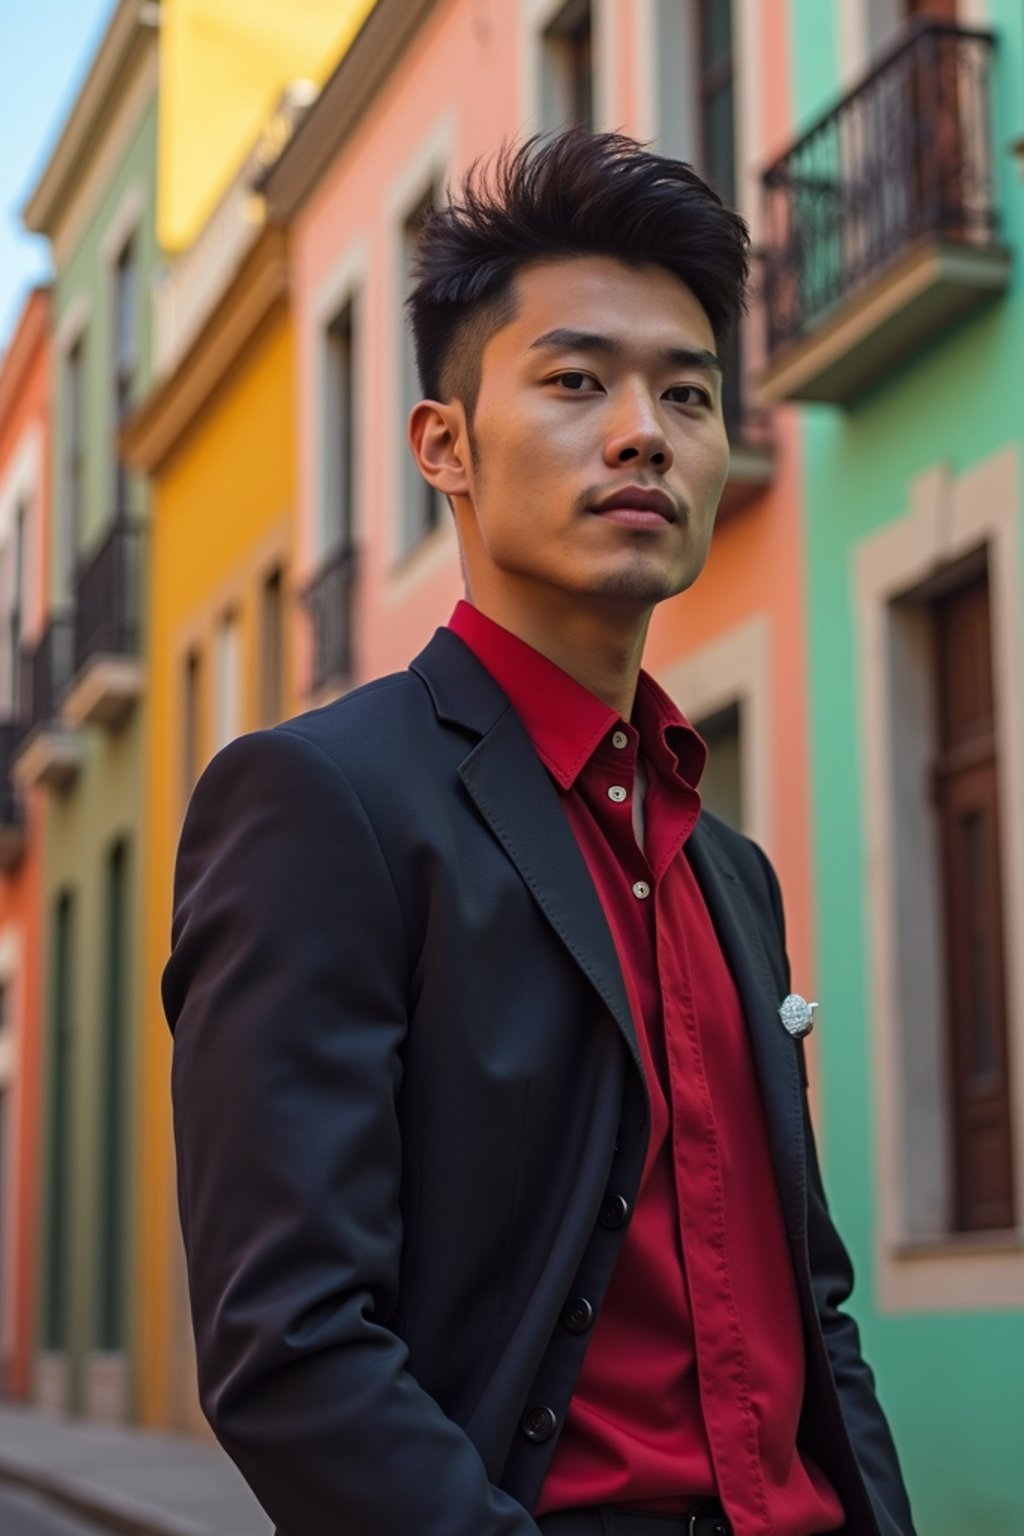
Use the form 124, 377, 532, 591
163, 628, 916, 1536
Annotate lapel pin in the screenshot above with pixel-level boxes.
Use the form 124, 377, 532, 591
779, 993, 817, 1038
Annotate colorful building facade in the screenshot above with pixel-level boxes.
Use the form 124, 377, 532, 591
264, 0, 817, 989
18, 0, 161, 1420
5, 6, 1018, 1512
127, 181, 299, 1435
759, 1, 1024, 1530
0, 287, 51, 1401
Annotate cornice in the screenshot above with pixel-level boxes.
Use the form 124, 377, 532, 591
22, 0, 158, 237
260, 0, 442, 221
122, 225, 289, 476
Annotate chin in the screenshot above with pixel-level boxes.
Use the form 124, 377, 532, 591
587, 567, 683, 606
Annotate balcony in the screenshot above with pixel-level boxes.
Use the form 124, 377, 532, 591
12, 616, 83, 792
303, 545, 357, 698
62, 517, 144, 730
0, 720, 25, 870
758, 21, 1009, 406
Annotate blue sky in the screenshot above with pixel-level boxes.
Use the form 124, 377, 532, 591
1, 0, 115, 352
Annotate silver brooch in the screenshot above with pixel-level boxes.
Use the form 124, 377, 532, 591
779, 994, 817, 1038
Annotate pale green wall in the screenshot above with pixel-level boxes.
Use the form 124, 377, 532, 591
39, 88, 158, 1416
791, 1, 1024, 1531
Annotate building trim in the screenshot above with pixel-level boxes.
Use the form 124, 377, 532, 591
855, 447, 1024, 1311
22, 0, 157, 238
310, 238, 369, 565
122, 226, 289, 476
657, 612, 773, 853
388, 114, 455, 564
261, 0, 443, 221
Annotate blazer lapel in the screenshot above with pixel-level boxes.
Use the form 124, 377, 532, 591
411, 631, 642, 1079
687, 819, 808, 1244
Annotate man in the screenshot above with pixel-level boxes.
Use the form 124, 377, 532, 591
164, 131, 916, 1536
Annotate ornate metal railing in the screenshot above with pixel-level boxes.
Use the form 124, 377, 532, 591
302, 545, 357, 695
18, 614, 76, 738
761, 21, 997, 354
74, 516, 143, 672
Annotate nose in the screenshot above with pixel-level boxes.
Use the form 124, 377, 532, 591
603, 381, 673, 472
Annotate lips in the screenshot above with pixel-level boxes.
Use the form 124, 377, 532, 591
589, 486, 677, 523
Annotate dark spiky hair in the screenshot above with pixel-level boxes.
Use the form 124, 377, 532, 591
406, 128, 750, 415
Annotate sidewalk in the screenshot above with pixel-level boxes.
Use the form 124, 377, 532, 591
0, 1403, 272, 1536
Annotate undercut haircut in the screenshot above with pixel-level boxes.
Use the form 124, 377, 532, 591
406, 129, 751, 419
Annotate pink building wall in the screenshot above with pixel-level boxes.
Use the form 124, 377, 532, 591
288, 0, 814, 1003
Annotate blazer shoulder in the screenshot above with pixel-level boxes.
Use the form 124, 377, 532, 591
272, 668, 443, 773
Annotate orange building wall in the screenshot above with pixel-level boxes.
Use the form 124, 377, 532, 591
0, 288, 51, 1399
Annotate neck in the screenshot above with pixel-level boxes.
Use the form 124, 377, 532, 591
468, 586, 651, 720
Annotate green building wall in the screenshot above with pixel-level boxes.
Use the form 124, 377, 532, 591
38, 89, 158, 1418
790, 2, 1024, 1531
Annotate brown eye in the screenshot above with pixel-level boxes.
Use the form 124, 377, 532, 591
555, 371, 592, 390
665, 384, 711, 407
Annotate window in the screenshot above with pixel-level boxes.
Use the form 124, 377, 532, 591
44, 892, 74, 1352
400, 186, 445, 553
694, 701, 744, 831
541, 0, 593, 130
182, 648, 203, 799
697, 0, 743, 432
63, 335, 86, 601
931, 567, 1014, 1231
112, 237, 138, 516
698, 0, 736, 204
213, 611, 241, 751
97, 840, 128, 1351
324, 300, 356, 559
11, 499, 25, 718
260, 569, 284, 727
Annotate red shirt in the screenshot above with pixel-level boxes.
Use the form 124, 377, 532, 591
448, 603, 844, 1536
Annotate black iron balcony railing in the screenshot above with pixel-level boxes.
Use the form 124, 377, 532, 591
74, 516, 143, 672
303, 545, 357, 696
18, 613, 76, 740
0, 719, 23, 826
761, 21, 997, 356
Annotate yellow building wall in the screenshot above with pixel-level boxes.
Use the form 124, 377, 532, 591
159, 0, 377, 251
136, 308, 297, 1427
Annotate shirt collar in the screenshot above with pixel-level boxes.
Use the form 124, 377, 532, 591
447, 601, 706, 793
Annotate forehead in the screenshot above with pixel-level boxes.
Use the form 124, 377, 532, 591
492, 255, 716, 359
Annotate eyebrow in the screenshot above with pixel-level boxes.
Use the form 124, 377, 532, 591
527, 327, 722, 374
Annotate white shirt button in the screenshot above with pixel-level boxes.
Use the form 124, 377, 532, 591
632, 880, 651, 900
607, 785, 627, 803
611, 730, 628, 750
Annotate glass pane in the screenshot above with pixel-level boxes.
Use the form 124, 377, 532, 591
97, 842, 127, 1350
694, 701, 743, 830
701, 0, 733, 69
706, 84, 737, 203
116, 239, 137, 373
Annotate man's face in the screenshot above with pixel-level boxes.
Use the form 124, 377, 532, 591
450, 256, 730, 616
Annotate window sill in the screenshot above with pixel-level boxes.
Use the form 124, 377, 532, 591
890, 1228, 1024, 1262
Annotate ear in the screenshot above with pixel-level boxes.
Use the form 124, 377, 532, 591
408, 399, 472, 499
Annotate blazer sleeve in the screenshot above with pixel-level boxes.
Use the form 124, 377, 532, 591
162, 726, 541, 1536
752, 844, 917, 1536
